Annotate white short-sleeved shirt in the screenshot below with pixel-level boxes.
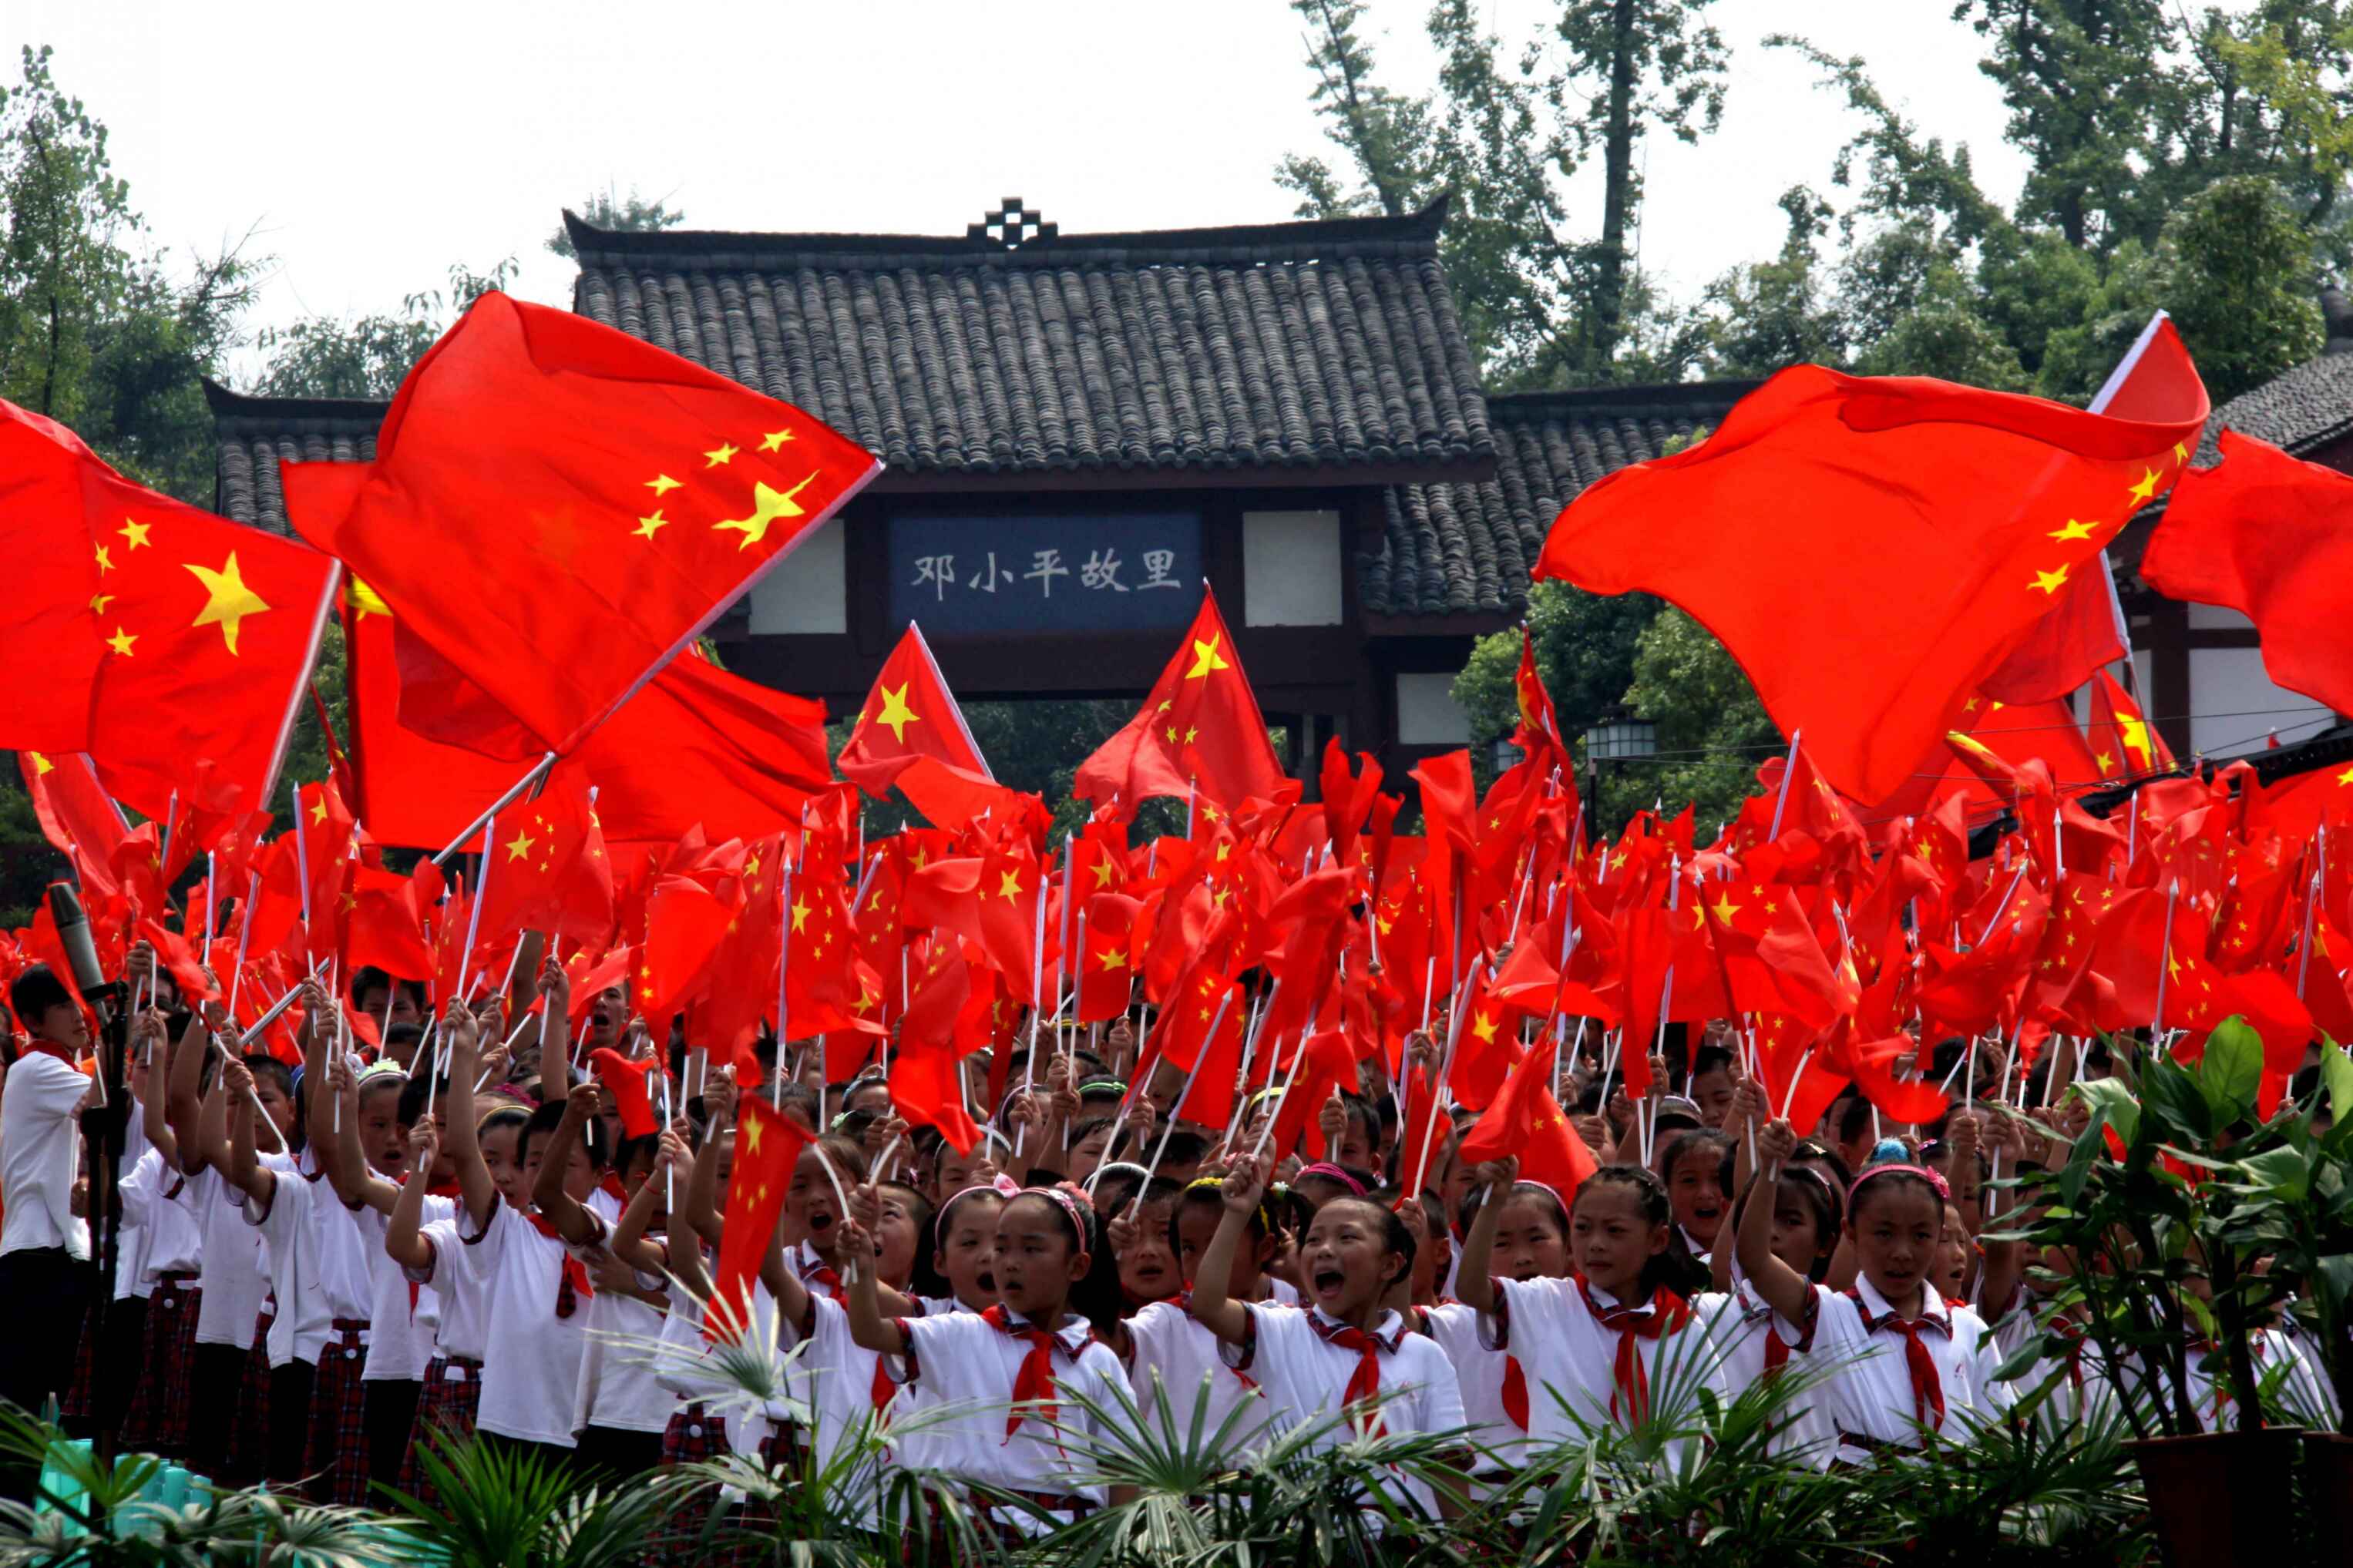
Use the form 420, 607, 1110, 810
886, 1308, 1130, 1533
1798, 1278, 2007, 1459
1695, 1280, 1831, 1466
245, 1154, 332, 1366
1123, 1298, 1271, 1456
357, 1194, 451, 1381
650, 1281, 780, 1460
1413, 1300, 1524, 1472
776, 1293, 904, 1504
470, 1196, 604, 1446
1488, 1276, 1716, 1443
108, 1133, 157, 1301
0, 1052, 90, 1259
570, 1256, 673, 1435
192, 1164, 271, 1348
138, 1154, 206, 1282
308, 1171, 375, 1325
410, 1210, 491, 1364
1227, 1303, 1467, 1520
2085, 1329, 2338, 1433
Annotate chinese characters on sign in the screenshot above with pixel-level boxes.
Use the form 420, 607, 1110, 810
889, 512, 1202, 634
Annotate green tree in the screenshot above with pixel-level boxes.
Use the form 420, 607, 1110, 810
546, 185, 687, 258
1615, 605, 1777, 834
1702, 186, 1846, 376
2147, 172, 2327, 401
251, 256, 518, 401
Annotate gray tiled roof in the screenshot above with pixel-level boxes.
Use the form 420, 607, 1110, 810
2195, 342, 2353, 462
1362, 381, 1759, 616
205, 386, 385, 534
563, 200, 1494, 479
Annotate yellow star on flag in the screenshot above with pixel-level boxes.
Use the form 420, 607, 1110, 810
1088, 858, 1116, 889
1711, 895, 1740, 924
504, 829, 537, 861
2118, 716, 2155, 765
2337, 765, 2353, 787
347, 579, 389, 618
997, 869, 1024, 900
1470, 1010, 1498, 1045
704, 442, 738, 467
1185, 633, 1231, 680
106, 626, 136, 656
2048, 519, 2096, 542
95, 545, 113, 574
872, 682, 919, 743
2030, 566, 2069, 595
635, 509, 671, 540
309, 795, 328, 824
119, 519, 152, 550
89, 593, 113, 614
1098, 947, 1127, 971
2128, 468, 2160, 504
26, 752, 52, 776
714, 475, 818, 549
761, 429, 795, 452
647, 475, 681, 495
742, 1116, 763, 1154
790, 896, 811, 933
183, 552, 273, 655
2094, 750, 2115, 774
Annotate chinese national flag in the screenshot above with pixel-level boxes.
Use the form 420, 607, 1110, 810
1511, 628, 1577, 779
2142, 429, 2353, 722
282, 291, 879, 759
2087, 667, 2173, 781
1534, 361, 2207, 802
1159, 967, 1245, 1127
1074, 588, 1285, 813
1982, 317, 2201, 703
1455, 1042, 1598, 1197
472, 768, 615, 947
0, 398, 342, 819
344, 858, 439, 982
18, 750, 127, 902
837, 623, 993, 797
708, 1096, 808, 1343
294, 464, 834, 853
972, 844, 1050, 1006
785, 835, 884, 1040
890, 1036, 982, 1155
1075, 891, 1141, 1023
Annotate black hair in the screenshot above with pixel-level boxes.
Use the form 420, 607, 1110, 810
1690, 1044, 1735, 1081
614, 1133, 661, 1180
350, 967, 426, 1012
834, 1106, 879, 1143
1572, 1165, 1677, 1297
1457, 1177, 1571, 1239
1335, 1091, 1380, 1152
1268, 1182, 1318, 1249
1171, 1177, 1267, 1251
1847, 1165, 1945, 1228
1833, 1093, 1877, 1149
1311, 1196, 1417, 1291
521, 1100, 610, 1172
8, 965, 73, 1033
1730, 1165, 1843, 1284
1151, 1128, 1211, 1170
477, 1103, 531, 1149
1089, 1163, 1148, 1224
1009, 1187, 1124, 1338
1658, 1128, 1733, 1191
1790, 1142, 1854, 1194
1110, 1175, 1185, 1227
395, 1074, 442, 1128
1066, 1115, 1114, 1153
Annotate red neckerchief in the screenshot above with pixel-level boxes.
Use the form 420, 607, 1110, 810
21, 1041, 80, 1066
1579, 1278, 1692, 1427
1461, 1284, 1533, 1431
1305, 1308, 1407, 1435
981, 1304, 1091, 1442
599, 1172, 628, 1205
522, 1210, 595, 1318
1846, 1288, 1949, 1432
1176, 1291, 1258, 1391
797, 1248, 844, 1301
1740, 1285, 1792, 1377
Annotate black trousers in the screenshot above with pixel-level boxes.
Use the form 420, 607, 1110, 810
93, 1292, 148, 1444
188, 1341, 248, 1485
571, 1422, 664, 1486
363, 1378, 422, 1497
267, 1359, 317, 1490
0, 1247, 91, 1500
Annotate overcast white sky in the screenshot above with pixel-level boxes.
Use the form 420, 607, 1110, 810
8, 0, 2254, 380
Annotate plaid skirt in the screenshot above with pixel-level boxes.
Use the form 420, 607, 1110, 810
227, 1302, 278, 1484
304, 1320, 371, 1506
123, 1273, 200, 1455
61, 1307, 97, 1423
398, 1356, 482, 1510
661, 1402, 733, 1466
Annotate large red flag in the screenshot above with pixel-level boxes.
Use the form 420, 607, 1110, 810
0, 398, 341, 820
471, 768, 615, 947
2087, 667, 2173, 782
1534, 361, 2207, 802
18, 750, 128, 902
891, 1036, 982, 1155
1455, 1041, 1599, 1197
1073, 588, 1285, 813
282, 291, 878, 759
2141, 429, 2353, 721
708, 1096, 808, 1342
837, 623, 993, 797
1982, 316, 2201, 702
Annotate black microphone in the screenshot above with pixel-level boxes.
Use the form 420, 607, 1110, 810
46, 881, 110, 1002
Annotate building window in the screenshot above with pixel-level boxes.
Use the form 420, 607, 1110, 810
1396, 672, 1471, 745
748, 516, 846, 634
1242, 510, 1343, 626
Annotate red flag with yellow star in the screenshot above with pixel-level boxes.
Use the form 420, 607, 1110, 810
783, 832, 885, 1041
0, 398, 341, 819
2088, 667, 2173, 782
470, 767, 614, 947
707, 1095, 808, 1344
17, 750, 128, 902
1534, 361, 2207, 801
1511, 627, 1576, 779
1075, 891, 1142, 1023
1455, 1039, 1598, 1197
838, 623, 992, 795
283, 292, 879, 759
1073, 587, 1285, 814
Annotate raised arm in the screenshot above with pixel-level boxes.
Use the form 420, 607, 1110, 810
384, 1123, 439, 1271
658, 1129, 713, 1299
1452, 1157, 1518, 1316
439, 1001, 496, 1229
531, 1080, 604, 1244
607, 1136, 671, 1278
321, 1054, 402, 1216
536, 952, 572, 1092
839, 1214, 907, 1358
137, 1011, 178, 1170
220, 1058, 274, 1207
164, 996, 220, 1176
1733, 1117, 1813, 1325
684, 1074, 735, 1249
1187, 1153, 1269, 1347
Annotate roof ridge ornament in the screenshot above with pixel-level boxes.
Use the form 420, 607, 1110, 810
967, 198, 1055, 250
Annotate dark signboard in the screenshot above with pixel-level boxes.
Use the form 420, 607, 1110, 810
886, 511, 1201, 635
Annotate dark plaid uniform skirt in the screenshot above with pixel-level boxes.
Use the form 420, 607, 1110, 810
60, 1307, 97, 1423
228, 1300, 278, 1483
304, 1319, 371, 1505
122, 1272, 200, 1454
398, 1356, 482, 1509
661, 1401, 732, 1466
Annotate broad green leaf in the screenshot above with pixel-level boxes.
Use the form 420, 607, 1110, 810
2074, 1076, 2140, 1147
2321, 1038, 2353, 1127
2234, 1145, 2311, 1200
2199, 1016, 2263, 1119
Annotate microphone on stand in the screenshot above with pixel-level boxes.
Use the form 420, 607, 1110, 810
46, 881, 123, 1023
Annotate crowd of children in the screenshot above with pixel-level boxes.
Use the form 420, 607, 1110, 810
0, 942, 2342, 1529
